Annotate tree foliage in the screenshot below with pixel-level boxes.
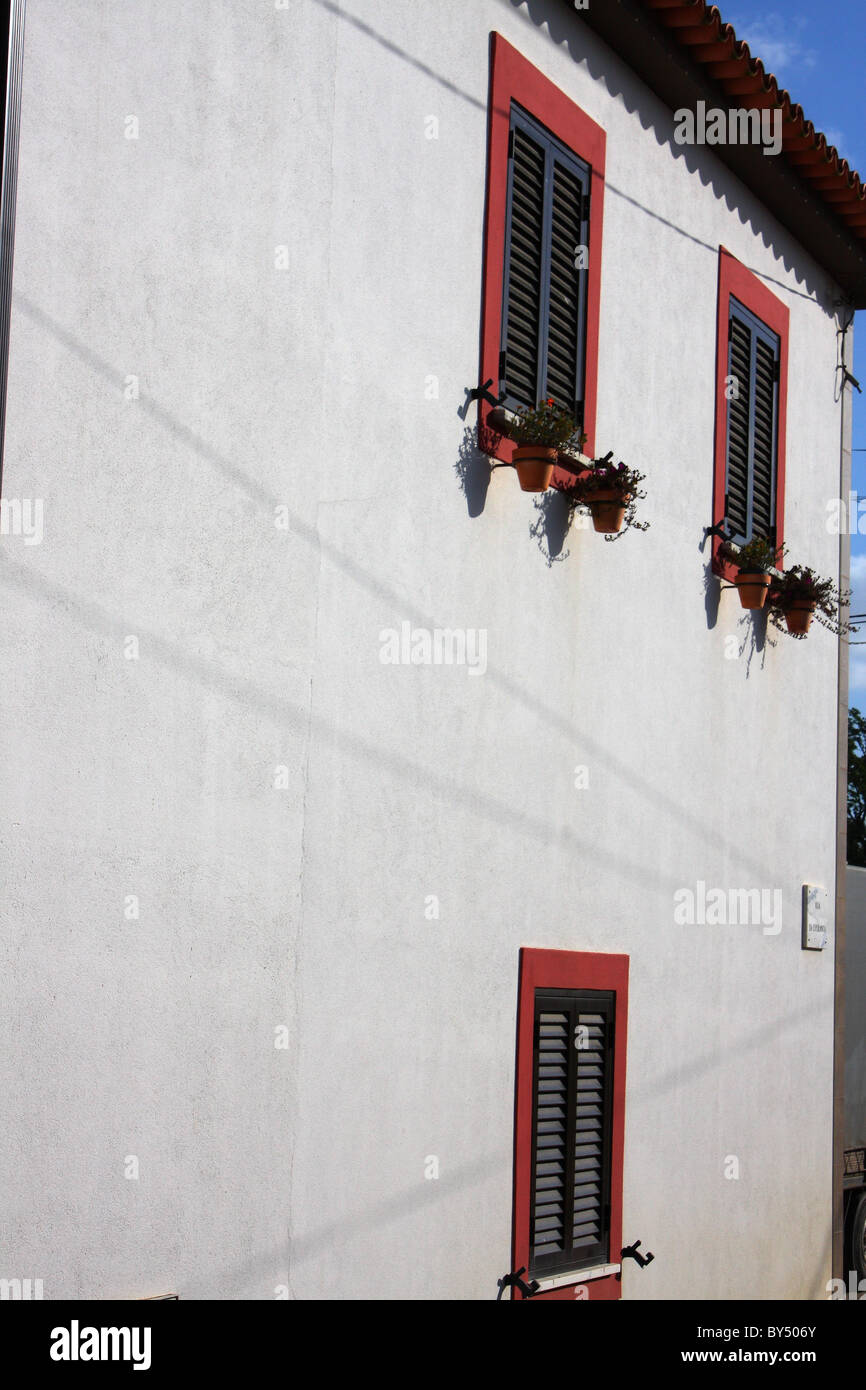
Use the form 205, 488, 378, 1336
848, 707, 866, 867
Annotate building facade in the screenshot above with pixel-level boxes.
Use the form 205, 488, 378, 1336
1, 0, 863, 1300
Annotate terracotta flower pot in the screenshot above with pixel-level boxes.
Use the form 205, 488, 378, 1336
587, 487, 629, 534
734, 570, 771, 610
784, 599, 817, 636
512, 445, 557, 493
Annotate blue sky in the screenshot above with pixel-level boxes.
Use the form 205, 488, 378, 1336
724, 1, 866, 699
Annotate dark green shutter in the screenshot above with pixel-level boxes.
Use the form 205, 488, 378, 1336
502, 125, 545, 409
500, 106, 590, 421
572, 1007, 608, 1252
532, 1007, 569, 1260
751, 336, 777, 537
726, 316, 751, 540
531, 990, 614, 1277
545, 159, 584, 411
725, 299, 779, 544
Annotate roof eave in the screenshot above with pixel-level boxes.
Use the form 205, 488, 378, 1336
566, 0, 866, 306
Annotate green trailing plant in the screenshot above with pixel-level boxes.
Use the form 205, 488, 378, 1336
560, 453, 650, 539
718, 535, 784, 575
767, 564, 854, 637
510, 398, 587, 455
715, 538, 854, 635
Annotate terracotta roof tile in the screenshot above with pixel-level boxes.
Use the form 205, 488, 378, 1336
639, 0, 866, 247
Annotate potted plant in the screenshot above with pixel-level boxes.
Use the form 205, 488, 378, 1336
767, 564, 853, 638
561, 453, 649, 535
718, 536, 783, 610
509, 398, 586, 493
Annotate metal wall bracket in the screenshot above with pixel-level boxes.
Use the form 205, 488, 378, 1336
496, 1266, 540, 1300
616, 1239, 655, 1279
704, 517, 730, 543
460, 377, 505, 420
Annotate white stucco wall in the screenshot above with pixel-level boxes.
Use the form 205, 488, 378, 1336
0, 0, 846, 1299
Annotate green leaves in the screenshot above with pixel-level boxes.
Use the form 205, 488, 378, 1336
719, 536, 783, 575
719, 540, 854, 636
559, 454, 649, 539
510, 398, 586, 453
767, 564, 853, 636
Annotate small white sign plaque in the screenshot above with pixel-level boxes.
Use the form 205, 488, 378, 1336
802, 884, 830, 951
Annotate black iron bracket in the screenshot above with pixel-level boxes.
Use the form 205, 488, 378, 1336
496, 1266, 540, 1300
616, 1239, 655, 1279
460, 378, 505, 420
704, 516, 730, 543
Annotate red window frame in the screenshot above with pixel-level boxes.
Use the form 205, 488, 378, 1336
712, 247, 789, 582
479, 34, 606, 487
512, 947, 628, 1301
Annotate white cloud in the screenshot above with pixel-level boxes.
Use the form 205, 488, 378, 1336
728, 13, 816, 78
729, 13, 848, 158
821, 127, 849, 158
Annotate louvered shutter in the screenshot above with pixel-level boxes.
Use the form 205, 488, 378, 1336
500, 106, 590, 421
725, 299, 779, 545
545, 158, 585, 409
532, 1007, 569, 1260
573, 1007, 608, 1253
725, 316, 751, 540
502, 124, 545, 409
751, 336, 777, 537
531, 990, 614, 1277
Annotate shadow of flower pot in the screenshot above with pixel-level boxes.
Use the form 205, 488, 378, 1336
530, 489, 573, 565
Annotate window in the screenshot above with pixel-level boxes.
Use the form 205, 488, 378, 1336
480, 35, 605, 468
512, 948, 628, 1301
724, 299, 780, 546
531, 988, 614, 1275
713, 249, 789, 576
500, 106, 590, 420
